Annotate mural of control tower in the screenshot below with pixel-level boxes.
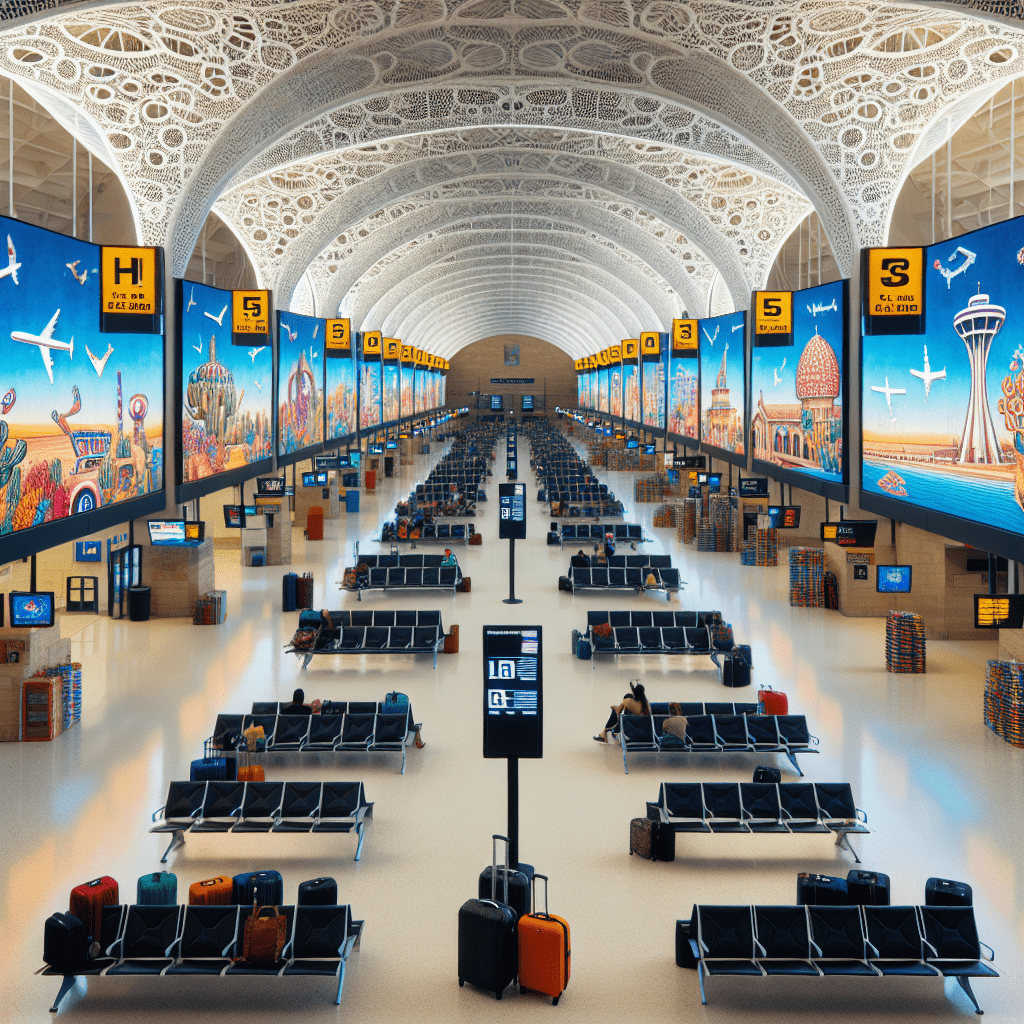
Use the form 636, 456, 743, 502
699, 309, 746, 456
954, 293, 1009, 465
702, 342, 743, 452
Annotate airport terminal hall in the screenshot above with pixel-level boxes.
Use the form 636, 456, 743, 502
8, 0, 1024, 1020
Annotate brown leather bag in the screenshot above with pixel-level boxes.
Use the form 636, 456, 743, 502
237, 905, 287, 967
593, 622, 612, 639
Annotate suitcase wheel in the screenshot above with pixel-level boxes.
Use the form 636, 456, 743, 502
495, 991, 502, 1001
459, 979, 464, 987
553, 995, 560, 1006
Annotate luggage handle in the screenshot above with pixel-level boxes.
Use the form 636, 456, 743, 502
491, 833, 510, 906
531, 873, 550, 918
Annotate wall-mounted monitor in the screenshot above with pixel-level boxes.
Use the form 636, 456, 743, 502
9, 591, 54, 628
697, 472, 708, 484
861, 217, 1024, 561
222, 505, 245, 528
325, 329, 357, 443
975, 593, 1024, 629
768, 505, 801, 528
490, 394, 503, 410
255, 476, 286, 495
243, 504, 257, 517
643, 444, 656, 455
751, 279, 849, 501
876, 564, 912, 593
626, 438, 639, 450
183, 521, 204, 541
0, 215, 166, 562
359, 346, 382, 430
820, 519, 878, 547
277, 310, 325, 465
147, 519, 187, 545
522, 394, 534, 411
385, 439, 398, 450
302, 472, 328, 487
739, 477, 770, 496
708, 474, 722, 492
369, 443, 383, 454
179, 280, 271, 502
642, 333, 668, 431
699, 309, 747, 466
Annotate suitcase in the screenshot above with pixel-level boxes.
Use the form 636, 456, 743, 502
846, 870, 891, 906
797, 873, 847, 905
191, 756, 228, 781
457, 576, 472, 593
383, 691, 410, 716
550, 521, 558, 532
189, 877, 233, 905
570, 629, 581, 655
233, 870, 284, 906
722, 652, 751, 687
518, 874, 571, 1005
136, 871, 177, 905
237, 764, 265, 782
925, 877, 973, 906
547, 532, 560, 545
558, 576, 572, 592
282, 573, 298, 612
576, 637, 592, 660
479, 857, 532, 921
824, 570, 839, 609
469, 534, 482, 545
306, 507, 324, 541
44, 912, 98, 973
459, 835, 519, 999
629, 818, 675, 861
69, 877, 119, 941
758, 686, 789, 716
298, 877, 338, 906
753, 766, 781, 783
296, 573, 314, 609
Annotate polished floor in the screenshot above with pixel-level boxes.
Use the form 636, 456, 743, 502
2, 425, 1022, 1021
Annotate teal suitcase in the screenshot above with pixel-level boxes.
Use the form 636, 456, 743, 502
137, 871, 177, 905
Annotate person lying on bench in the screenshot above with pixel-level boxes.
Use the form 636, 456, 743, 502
595, 681, 650, 742
283, 688, 313, 715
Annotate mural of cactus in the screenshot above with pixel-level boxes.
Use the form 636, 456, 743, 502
0, 421, 28, 490
50, 458, 63, 489
98, 453, 113, 492
999, 360, 1024, 453
116, 436, 131, 459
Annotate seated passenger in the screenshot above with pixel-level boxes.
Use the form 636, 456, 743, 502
441, 548, 457, 566
594, 681, 650, 742
283, 687, 313, 716
570, 549, 589, 568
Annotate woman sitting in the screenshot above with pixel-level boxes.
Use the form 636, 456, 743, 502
594, 681, 650, 742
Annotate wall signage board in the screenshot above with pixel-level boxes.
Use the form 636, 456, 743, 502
753, 290, 793, 346
490, 378, 535, 384
820, 520, 878, 546
100, 245, 164, 334
325, 318, 351, 355
231, 289, 271, 346
862, 247, 925, 336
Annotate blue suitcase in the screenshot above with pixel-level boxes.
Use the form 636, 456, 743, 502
137, 871, 177, 905
282, 572, 298, 612
191, 757, 228, 781
233, 870, 284, 906
576, 637, 592, 660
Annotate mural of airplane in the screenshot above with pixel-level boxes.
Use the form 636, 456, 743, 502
281, 323, 297, 343
186, 287, 197, 312
773, 356, 787, 386
248, 346, 265, 362
310, 347, 319, 361
871, 377, 906, 417
0, 235, 20, 284
85, 342, 114, 377
10, 309, 73, 384
204, 304, 228, 326
253, 379, 262, 392
312, 324, 319, 339
909, 345, 946, 400
702, 325, 719, 346
66, 260, 88, 285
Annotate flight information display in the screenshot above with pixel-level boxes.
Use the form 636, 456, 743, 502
482, 625, 543, 759
699, 309, 746, 464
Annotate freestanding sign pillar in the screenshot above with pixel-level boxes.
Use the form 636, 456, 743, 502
499, 482, 526, 605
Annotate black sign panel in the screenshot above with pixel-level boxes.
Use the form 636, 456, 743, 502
821, 520, 878, 547
498, 482, 527, 540
673, 455, 706, 468
739, 477, 769, 496
483, 625, 543, 758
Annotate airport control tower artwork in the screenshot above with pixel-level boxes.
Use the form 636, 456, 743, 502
953, 292, 1010, 465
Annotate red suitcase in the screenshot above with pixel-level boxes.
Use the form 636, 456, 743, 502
758, 686, 789, 716
517, 874, 571, 1005
69, 876, 119, 940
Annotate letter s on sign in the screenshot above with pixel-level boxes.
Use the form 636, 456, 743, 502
879, 258, 910, 289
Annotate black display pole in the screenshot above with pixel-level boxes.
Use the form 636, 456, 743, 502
507, 756, 519, 868
504, 536, 522, 604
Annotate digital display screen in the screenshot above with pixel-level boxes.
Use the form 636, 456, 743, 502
876, 564, 912, 593
243, 504, 257, 517
148, 520, 186, 545
10, 591, 54, 628
708, 474, 722, 491
313, 456, 340, 471
642, 336, 667, 430
184, 521, 203, 541
181, 281, 271, 495
861, 218, 1024, 550
739, 477, 770, 496
325, 339, 357, 443
369, 443, 383, 454
768, 505, 801, 528
522, 394, 534, 411
752, 279, 847, 494
256, 476, 286, 494
277, 310, 325, 460
359, 358, 381, 430
643, 444, 656, 455
669, 336, 699, 442
482, 625, 543, 759
400, 364, 414, 420
820, 520, 878, 547
697, 473, 708, 484
382, 362, 399, 424
491, 394, 503, 410
609, 364, 622, 419
975, 593, 1024, 629
0, 215, 165, 545
597, 367, 610, 413
414, 367, 426, 414
699, 309, 747, 462
622, 360, 640, 424
626, 438, 639, 450
302, 472, 328, 487
222, 505, 245, 528
386, 440, 398, 450
498, 482, 526, 539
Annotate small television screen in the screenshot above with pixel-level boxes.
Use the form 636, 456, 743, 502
284, 485, 295, 497
643, 444, 656, 455
626, 438, 639, 450
491, 395, 503, 410
369, 443, 383, 454
708, 474, 722, 492
975, 593, 1024, 629
770, 505, 800, 528
877, 565, 912, 593
148, 520, 186, 546
739, 477, 770, 497
243, 504, 258, 517
10, 591, 55, 628
223, 505, 245, 529
522, 395, 534, 411
348, 451, 360, 468
697, 472, 708, 485
184, 522, 204, 542
386, 439, 398, 449
336, 455, 350, 468
256, 476, 286, 495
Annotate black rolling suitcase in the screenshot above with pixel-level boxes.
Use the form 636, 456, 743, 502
479, 851, 533, 920
722, 649, 751, 687
824, 570, 838, 609
282, 572, 297, 612
298, 877, 338, 905
797, 873, 847, 905
547, 532, 560, 545
925, 877, 972, 905
459, 835, 519, 999
846, 870, 891, 906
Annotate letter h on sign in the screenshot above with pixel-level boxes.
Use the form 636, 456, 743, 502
113, 257, 142, 287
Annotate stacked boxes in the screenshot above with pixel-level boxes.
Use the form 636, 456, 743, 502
633, 476, 666, 502
789, 547, 824, 607
756, 528, 778, 567
984, 660, 1024, 747
885, 611, 926, 674
741, 540, 757, 565
680, 498, 696, 545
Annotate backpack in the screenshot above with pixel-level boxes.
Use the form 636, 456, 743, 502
383, 691, 410, 717
398, 521, 408, 539
593, 622, 612, 638
291, 628, 318, 650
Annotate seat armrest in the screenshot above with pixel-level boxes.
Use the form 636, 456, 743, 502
981, 941, 995, 962
865, 937, 880, 957
808, 936, 823, 957
151, 805, 166, 822
856, 808, 867, 823
809, 734, 820, 746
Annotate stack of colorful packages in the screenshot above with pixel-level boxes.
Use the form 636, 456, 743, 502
741, 540, 757, 565
34, 663, 82, 732
756, 527, 779, 566
885, 611, 926, 673
984, 660, 1024, 747
789, 547, 824, 607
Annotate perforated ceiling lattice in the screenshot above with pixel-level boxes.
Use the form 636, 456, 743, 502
2, 0, 1024, 355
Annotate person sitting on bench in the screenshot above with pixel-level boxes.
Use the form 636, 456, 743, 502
283, 688, 313, 715
570, 549, 589, 568
441, 549, 458, 567
595, 681, 650, 742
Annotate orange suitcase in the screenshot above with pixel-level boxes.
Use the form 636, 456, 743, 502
237, 765, 265, 782
517, 874, 570, 1005
189, 876, 233, 905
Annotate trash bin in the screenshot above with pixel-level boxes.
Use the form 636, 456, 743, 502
128, 586, 151, 621
342, 472, 358, 488
365, 470, 377, 491
345, 489, 360, 513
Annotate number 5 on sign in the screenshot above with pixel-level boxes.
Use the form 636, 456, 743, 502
231, 289, 271, 344
753, 291, 793, 346
325, 318, 351, 356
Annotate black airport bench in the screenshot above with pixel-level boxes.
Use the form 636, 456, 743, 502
568, 555, 682, 597
647, 781, 869, 862
560, 523, 645, 546
584, 611, 729, 665
286, 609, 447, 668
679, 903, 997, 1014
40, 901, 362, 1012
612, 713, 819, 776
340, 554, 463, 598
150, 779, 372, 863
209, 703, 421, 773
383, 522, 475, 544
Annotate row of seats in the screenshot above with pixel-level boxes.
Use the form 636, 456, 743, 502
649, 701, 757, 716
150, 780, 373, 861
581, 553, 671, 568
316, 608, 442, 628
549, 501, 625, 517
587, 610, 722, 629
250, 700, 400, 716
615, 713, 820, 775
646, 781, 869, 861
394, 522, 474, 541
561, 523, 643, 542
298, 626, 447, 668
348, 554, 452, 569
569, 565, 682, 593
588, 623, 712, 653
681, 904, 997, 1014
41, 902, 362, 1011
353, 566, 461, 593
